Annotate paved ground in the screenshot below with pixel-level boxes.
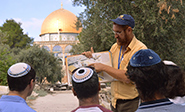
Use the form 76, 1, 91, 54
30, 90, 78, 112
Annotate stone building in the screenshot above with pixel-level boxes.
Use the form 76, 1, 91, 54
34, 4, 82, 84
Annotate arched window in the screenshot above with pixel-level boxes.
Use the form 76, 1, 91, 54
42, 46, 50, 51
65, 45, 72, 53
53, 45, 62, 52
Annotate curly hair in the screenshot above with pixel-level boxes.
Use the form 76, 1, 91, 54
126, 61, 168, 101
165, 65, 185, 98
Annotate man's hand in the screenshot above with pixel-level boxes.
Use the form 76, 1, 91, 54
82, 47, 94, 58
88, 63, 105, 73
89, 63, 130, 83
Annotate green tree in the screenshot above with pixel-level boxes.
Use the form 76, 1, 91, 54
0, 30, 8, 44
0, 44, 16, 85
72, 0, 116, 53
174, 38, 185, 70
131, 0, 185, 61
17, 45, 63, 84
72, 0, 185, 69
0, 19, 33, 49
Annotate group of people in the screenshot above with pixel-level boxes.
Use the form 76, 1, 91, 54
72, 49, 185, 112
0, 14, 185, 112
79, 14, 185, 112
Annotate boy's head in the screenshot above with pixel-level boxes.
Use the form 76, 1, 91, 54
126, 49, 168, 101
72, 66, 100, 100
163, 61, 185, 98
7, 62, 36, 92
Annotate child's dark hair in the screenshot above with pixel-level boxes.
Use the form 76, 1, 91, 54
72, 66, 99, 99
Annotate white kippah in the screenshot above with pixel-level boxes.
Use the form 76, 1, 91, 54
163, 60, 177, 66
7, 62, 31, 78
72, 67, 94, 83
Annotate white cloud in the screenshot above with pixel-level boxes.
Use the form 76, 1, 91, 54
0, 19, 3, 26
62, 0, 72, 4
14, 18, 44, 30
13, 18, 44, 41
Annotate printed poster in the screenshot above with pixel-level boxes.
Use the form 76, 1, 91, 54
65, 51, 115, 83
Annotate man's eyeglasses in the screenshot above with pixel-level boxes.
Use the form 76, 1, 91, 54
113, 30, 123, 35
112, 26, 129, 35
113, 26, 129, 35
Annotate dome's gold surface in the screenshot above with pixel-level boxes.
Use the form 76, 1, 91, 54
40, 7, 82, 36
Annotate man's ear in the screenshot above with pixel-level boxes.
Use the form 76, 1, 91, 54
127, 27, 132, 33
29, 79, 35, 89
98, 82, 101, 91
72, 87, 77, 96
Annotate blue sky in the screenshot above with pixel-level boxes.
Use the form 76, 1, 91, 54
0, 0, 85, 41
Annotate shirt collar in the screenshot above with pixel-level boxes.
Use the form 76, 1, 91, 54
139, 98, 173, 109
0, 95, 27, 104
127, 36, 137, 51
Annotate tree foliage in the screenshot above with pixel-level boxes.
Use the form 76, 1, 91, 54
0, 44, 16, 85
0, 19, 33, 49
0, 30, 8, 44
0, 19, 64, 85
16, 45, 63, 84
72, 0, 185, 69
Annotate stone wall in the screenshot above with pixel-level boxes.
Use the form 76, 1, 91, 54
0, 86, 9, 95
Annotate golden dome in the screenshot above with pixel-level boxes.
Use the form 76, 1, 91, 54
40, 6, 82, 36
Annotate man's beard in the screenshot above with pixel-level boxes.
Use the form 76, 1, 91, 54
116, 33, 128, 46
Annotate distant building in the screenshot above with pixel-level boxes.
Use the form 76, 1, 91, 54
34, 3, 82, 84
34, 3, 81, 64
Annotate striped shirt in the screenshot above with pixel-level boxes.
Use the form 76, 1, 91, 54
136, 98, 185, 112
